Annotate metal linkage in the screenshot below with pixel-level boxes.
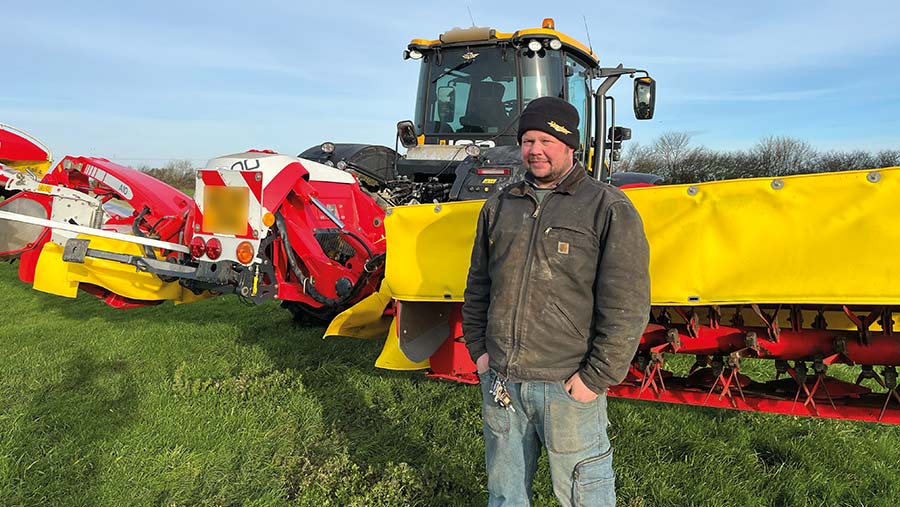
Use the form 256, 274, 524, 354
708, 305, 722, 329
638, 347, 669, 398
880, 308, 894, 336
729, 306, 745, 327
812, 307, 828, 330
703, 353, 747, 408
636, 304, 900, 367
751, 304, 781, 342
602, 303, 900, 424
689, 355, 709, 375
789, 357, 837, 416
880, 367, 900, 422
842, 306, 881, 345
775, 359, 790, 380
789, 305, 803, 332
673, 307, 700, 338
856, 365, 885, 387
654, 307, 672, 327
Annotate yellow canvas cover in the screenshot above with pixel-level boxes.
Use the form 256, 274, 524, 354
324, 285, 394, 340
324, 287, 429, 370
374, 316, 430, 370
383, 167, 900, 306
382, 200, 483, 302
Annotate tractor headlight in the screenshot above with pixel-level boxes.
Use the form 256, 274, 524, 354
527, 40, 542, 52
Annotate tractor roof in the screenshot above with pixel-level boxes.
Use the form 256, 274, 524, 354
408, 19, 598, 66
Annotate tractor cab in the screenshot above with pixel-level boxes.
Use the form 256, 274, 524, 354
399, 19, 656, 186
400, 21, 596, 177
303, 19, 656, 204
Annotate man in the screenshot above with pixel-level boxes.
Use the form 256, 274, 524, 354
462, 96, 650, 506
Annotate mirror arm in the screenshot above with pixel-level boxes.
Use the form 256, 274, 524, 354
606, 96, 616, 178
394, 128, 401, 177
597, 66, 648, 78
593, 65, 623, 181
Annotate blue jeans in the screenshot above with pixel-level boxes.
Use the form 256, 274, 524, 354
479, 371, 615, 507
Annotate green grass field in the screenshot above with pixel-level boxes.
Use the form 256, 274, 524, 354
1, 262, 899, 506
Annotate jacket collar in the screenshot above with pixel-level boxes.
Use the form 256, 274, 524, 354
509, 162, 588, 198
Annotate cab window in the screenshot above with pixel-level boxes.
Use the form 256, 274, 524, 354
565, 55, 591, 165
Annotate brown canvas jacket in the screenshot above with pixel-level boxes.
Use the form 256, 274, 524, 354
462, 164, 651, 394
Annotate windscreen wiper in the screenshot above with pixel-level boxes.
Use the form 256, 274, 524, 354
431, 60, 474, 83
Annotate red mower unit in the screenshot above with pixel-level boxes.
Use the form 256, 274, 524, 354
0, 147, 386, 320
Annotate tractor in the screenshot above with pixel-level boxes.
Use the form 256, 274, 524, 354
299, 18, 658, 206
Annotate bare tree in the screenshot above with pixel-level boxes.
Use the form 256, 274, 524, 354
873, 150, 900, 168
815, 150, 874, 173
648, 132, 713, 183
750, 136, 816, 176
654, 132, 692, 170
604, 131, 895, 184
617, 142, 658, 174
164, 159, 194, 174
143, 159, 195, 194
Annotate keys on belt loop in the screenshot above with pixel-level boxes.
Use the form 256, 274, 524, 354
489, 373, 516, 412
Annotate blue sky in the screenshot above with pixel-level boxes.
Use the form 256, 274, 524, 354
3, 1, 899, 167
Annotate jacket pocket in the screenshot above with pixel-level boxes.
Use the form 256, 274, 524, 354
554, 302, 587, 340
543, 225, 593, 248
543, 225, 593, 240
539, 226, 599, 294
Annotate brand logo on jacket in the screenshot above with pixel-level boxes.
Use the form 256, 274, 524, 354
557, 241, 569, 254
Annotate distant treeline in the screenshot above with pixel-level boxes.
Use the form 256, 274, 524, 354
615, 132, 900, 184
139, 134, 900, 191
138, 160, 195, 194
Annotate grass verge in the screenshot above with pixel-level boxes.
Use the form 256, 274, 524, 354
0, 262, 898, 506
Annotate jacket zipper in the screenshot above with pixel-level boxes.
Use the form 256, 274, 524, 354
506, 191, 553, 378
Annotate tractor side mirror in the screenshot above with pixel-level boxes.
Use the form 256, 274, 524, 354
397, 120, 419, 149
634, 77, 656, 120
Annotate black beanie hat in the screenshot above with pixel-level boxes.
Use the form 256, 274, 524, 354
517, 96, 580, 149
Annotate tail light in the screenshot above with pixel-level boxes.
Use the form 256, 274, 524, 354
205, 238, 222, 260
190, 236, 206, 258
235, 241, 254, 264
